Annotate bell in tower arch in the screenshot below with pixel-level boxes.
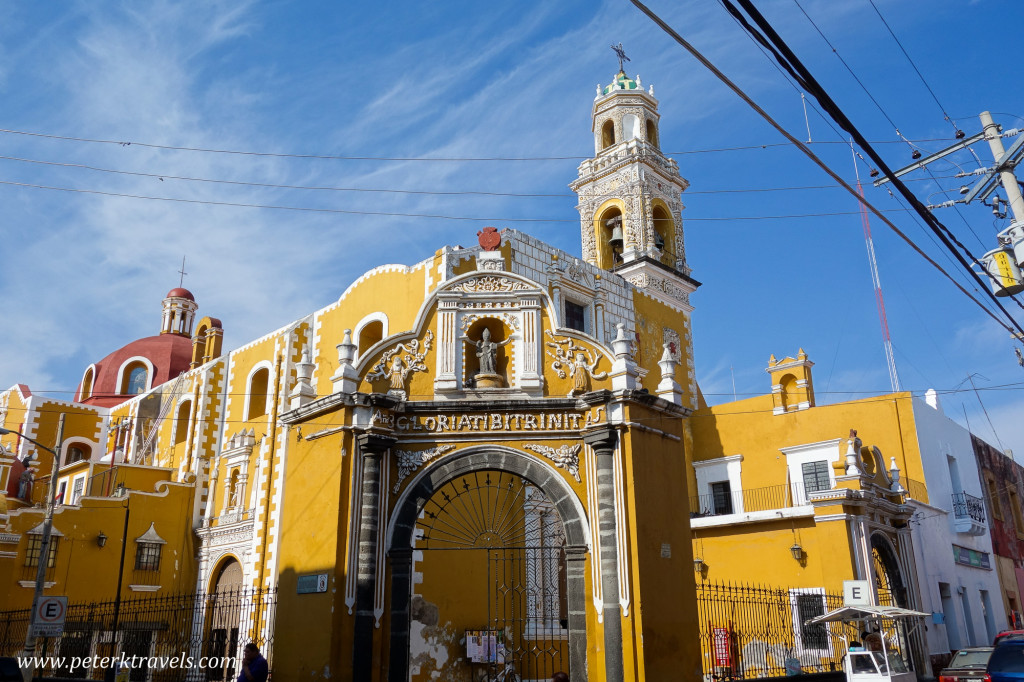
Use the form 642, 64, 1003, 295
606, 214, 624, 248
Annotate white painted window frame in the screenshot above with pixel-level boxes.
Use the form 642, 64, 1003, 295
789, 587, 833, 655
242, 361, 274, 422
354, 312, 389, 360
781, 439, 842, 506
692, 455, 744, 514
115, 356, 155, 395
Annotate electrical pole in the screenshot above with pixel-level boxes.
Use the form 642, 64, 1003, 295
980, 111, 1024, 223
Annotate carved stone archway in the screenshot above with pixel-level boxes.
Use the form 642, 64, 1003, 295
387, 446, 591, 682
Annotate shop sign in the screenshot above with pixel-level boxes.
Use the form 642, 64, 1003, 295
297, 573, 329, 594
952, 544, 991, 569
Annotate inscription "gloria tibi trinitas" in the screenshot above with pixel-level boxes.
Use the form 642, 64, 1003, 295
371, 408, 605, 433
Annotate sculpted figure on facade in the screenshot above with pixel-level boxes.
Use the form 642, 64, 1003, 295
545, 331, 608, 397
365, 330, 434, 399
17, 468, 33, 500
473, 327, 511, 388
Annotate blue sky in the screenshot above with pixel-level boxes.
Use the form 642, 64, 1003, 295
2, 0, 1022, 458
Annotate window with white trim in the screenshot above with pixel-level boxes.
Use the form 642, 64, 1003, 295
790, 588, 830, 653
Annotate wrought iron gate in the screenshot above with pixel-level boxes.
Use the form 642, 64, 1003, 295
417, 470, 569, 681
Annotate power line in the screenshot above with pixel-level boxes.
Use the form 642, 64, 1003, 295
0, 126, 971, 162
721, 0, 1024, 333
866, 0, 963, 138
0, 176, 918, 222
0, 151, 965, 197
628, 0, 1024, 340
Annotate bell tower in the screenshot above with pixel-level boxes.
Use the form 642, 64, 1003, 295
570, 63, 698, 306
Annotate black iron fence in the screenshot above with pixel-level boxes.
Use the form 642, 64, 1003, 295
690, 483, 814, 518
0, 587, 275, 682
697, 581, 854, 680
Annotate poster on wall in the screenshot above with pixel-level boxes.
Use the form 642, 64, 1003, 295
465, 630, 505, 663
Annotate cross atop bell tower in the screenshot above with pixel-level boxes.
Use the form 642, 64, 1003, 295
570, 59, 698, 311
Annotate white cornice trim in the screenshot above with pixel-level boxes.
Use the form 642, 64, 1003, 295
693, 454, 743, 470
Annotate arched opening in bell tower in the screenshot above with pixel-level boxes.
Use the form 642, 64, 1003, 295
646, 119, 659, 148
600, 120, 615, 150
652, 204, 674, 265
622, 114, 641, 141
596, 206, 624, 269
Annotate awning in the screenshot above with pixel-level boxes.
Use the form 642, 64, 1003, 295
806, 605, 930, 625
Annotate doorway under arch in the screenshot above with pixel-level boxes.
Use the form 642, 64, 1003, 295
387, 448, 590, 682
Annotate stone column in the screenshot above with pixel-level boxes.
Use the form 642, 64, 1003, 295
583, 426, 623, 682
354, 433, 395, 679
564, 544, 589, 682
387, 547, 414, 682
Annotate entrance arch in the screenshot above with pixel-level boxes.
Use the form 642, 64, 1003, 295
387, 446, 591, 682
870, 533, 907, 607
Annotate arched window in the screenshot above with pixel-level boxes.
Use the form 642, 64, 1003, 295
358, 320, 384, 358
780, 374, 797, 411
652, 205, 673, 263
597, 206, 624, 269
174, 401, 192, 444
622, 114, 641, 141
601, 120, 616, 150
66, 444, 90, 464
80, 367, 95, 401
120, 361, 150, 395
246, 368, 270, 421
646, 119, 659, 148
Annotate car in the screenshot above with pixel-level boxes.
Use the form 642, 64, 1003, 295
987, 640, 1024, 682
996, 632, 1024, 646
938, 647, 993, 682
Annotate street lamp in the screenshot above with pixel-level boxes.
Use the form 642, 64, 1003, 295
0, 416, 66, 682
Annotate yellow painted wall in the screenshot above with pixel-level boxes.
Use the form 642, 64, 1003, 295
4, 482, 196, 610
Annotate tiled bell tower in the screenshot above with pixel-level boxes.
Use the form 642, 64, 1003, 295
570, 62, 699, 311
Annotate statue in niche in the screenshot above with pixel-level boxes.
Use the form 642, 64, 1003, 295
230, 477, 242, 509
473, 327, 511, 389
477, 328, 498, 374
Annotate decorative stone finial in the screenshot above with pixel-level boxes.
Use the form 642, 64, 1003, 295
657, 344, 682, 405
338, 330, 356, 366
845, 429, 863, 476
330, 329, 360, 395
610, 323, 639, 391
290, 346, 317, 409
889, 456, 904, 493
612, 323, 633, 359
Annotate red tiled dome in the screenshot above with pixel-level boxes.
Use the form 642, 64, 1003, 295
77, 334, 193, 407
166, 287, 195, 302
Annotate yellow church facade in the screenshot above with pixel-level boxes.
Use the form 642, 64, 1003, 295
0, 67, 706, 682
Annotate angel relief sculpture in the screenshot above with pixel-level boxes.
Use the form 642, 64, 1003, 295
544, 331, 608, 396
365, 331, 434, 399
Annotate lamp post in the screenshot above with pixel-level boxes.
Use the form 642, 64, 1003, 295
1, 415, 66, 682
105, 499, 129, 682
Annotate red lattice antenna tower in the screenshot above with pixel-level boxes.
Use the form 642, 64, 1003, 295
853, 145, 901, 392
